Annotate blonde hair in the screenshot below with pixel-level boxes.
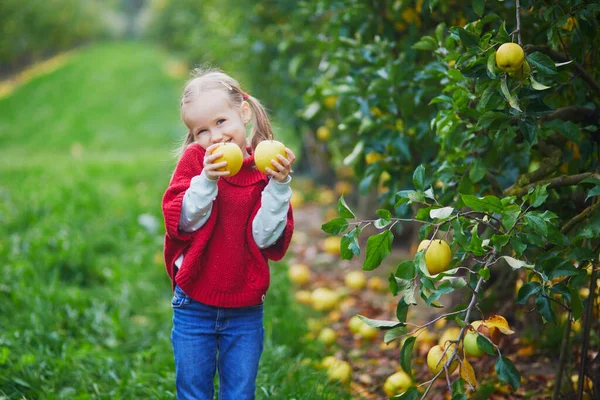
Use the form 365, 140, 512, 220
177, 66, 274, 157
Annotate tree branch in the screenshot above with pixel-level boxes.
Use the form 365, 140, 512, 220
515, 0, 522, 46
540, 106, 600, 126
562, 200, 600, 234
503, 143, 562, 194
505, 172, 599, 197
523, 44, 600, 99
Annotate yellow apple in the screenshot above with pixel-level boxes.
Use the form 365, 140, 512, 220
464, 331, 485, 357
316, 126, 331, 141
418, 239, 452, 275
323, 236, 341, 255
254, 140, 287, 174
317, 188, 336, 205
438, 327, 461, 349
359, 323, 379, 341
508, 60, 531, 80
311, 287, 339, 311
383, 371, 412, 397
496, 43, 525, 72
348, 315, 364, 334
344, 271, 366, 290
294, 290, 313, 305
427, 344, 458, 375
290, 192, 305, 208
366, 276, 387, 292
317, 327, 337, 345
326, 359, 351, 383
211, 142, 243, 176
288, 263, 311, 285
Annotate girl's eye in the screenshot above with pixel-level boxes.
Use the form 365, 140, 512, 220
198, 129, 207, 134
217, 119, 226, 125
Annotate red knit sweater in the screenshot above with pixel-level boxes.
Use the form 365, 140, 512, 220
162, 144, 294, 307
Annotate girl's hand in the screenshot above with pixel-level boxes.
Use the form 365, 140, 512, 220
203, 143, 231, 181
265, 148, 296, 183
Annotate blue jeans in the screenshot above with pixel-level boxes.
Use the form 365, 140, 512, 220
171, 285, 265, 400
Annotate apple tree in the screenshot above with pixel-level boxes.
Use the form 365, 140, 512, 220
276, 0, 600, 397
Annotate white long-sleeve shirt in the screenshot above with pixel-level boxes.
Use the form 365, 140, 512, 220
174, 170, 291, 267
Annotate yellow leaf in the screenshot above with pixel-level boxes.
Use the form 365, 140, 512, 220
485, 315, 515, 335
461, 357, 477, 390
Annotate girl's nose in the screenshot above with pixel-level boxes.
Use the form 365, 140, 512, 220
211, 131, 223, 143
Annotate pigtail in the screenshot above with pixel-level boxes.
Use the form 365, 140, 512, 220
175, 131, 196, 158
246, 96, 275, 151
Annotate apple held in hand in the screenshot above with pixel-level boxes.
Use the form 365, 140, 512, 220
211, 142, 243, 176
254, 140, 287, 174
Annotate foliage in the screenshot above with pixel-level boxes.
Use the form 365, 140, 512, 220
294, 0, 600, 397
0, 0, 110, 72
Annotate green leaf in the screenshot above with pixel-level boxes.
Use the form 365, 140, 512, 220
338, 195, 355, 219
516, 282, 541, 304
529, 184, 549, 208
569, 287, 584, 321
452, 219, 469, 248
477, 111, 509, 129
364, 231, 393, 271
393, 386, 419, 400
321, 218, 349, 235
395, 190, 426, 206
501, 77, 521, 112
524, 213, 547, 236
510, 236, 527, 257
461, 194, 504, 213
412, 36, 438, 51
518, 118, 537, 144
469, 225, 486, 256
496, 356, 521, 390
396, 297, 410, 322
449, 26, 480, 48
343, 140, 364, 166
341, 227, 361, 260
472, 0, 485, 17
501, 256, 534, 270
384, 326, 408, 344
478, 267, 490, 280
491, 234, 510, 251
501, 205, 521, 231
400, 336, 417, 377
302, 102, 321, 120
469, 160, 487, 183
529, 76, 551, 90
430, 206, 454, 220
549, 261, 579, 279
358, 315, 404, 330
535, 295, 556, 323
375, 209, 392, 229
586, 185, 600, 202
404, 284, 417, 305
477, 335, 496, 355
528, 52, 558, 75
413, 165, 425, 191
396, 260, 416, 280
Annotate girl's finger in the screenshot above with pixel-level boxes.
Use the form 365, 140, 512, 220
285, 148, 296, 163
276, 154, 290, 166
271, 159, 285, 172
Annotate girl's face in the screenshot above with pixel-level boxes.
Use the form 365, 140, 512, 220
183, 89, 251, 157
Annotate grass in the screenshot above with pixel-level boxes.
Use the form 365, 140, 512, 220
0, 41, 349, 399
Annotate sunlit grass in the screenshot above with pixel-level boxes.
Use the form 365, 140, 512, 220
0, 42, 348, 399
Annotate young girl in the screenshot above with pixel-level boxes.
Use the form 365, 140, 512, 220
162, 67, 295, 400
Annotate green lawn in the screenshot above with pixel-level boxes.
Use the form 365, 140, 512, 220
0, 41, 349, 399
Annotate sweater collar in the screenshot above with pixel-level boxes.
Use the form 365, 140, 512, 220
223, 148, 267, 187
